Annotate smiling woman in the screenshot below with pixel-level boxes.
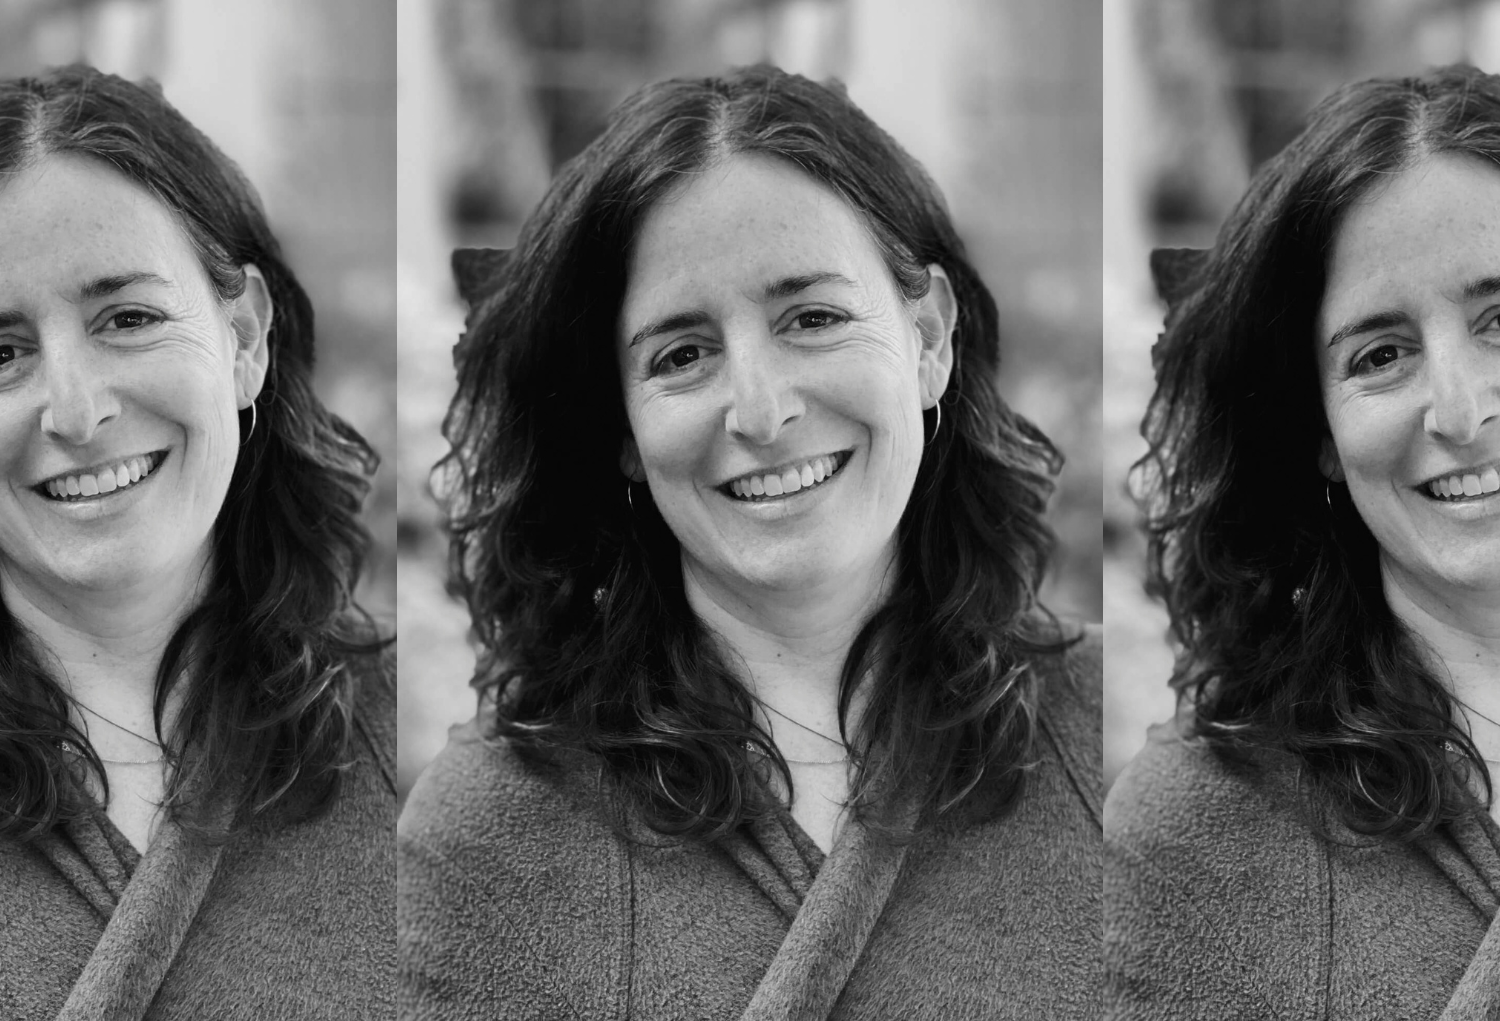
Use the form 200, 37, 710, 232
398, 65, 1101, 1019
1106, 65, 1500, 1018
0, 158, 265, 600
0, 67, 393, 1019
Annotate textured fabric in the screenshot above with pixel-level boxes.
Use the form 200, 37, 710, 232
738, 805, 915, 1020
1105, 721, 1500, 1019
398, 628, 1102, 1020
0, 671, 397, 1021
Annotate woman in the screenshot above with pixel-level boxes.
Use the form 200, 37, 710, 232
399, 65, 1100, 1020
1106, 65, 1500, 1018
0, 67, 394, 1018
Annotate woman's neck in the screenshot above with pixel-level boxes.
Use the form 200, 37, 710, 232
1382, 558, 1500, 725
0, 557, 209, 741
682, 548, 895, 746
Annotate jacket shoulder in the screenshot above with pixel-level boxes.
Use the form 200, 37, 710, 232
397, 723, 630, 1020
1106, 723, 1315, 865
1033, 623, 1103, 822
1104, 726, 1330, 1017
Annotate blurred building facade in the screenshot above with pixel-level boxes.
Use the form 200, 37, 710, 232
1103, 0, 1500, 786
397, 0, 1105, 796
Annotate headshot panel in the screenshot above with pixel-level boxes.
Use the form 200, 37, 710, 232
0, 5, 396, 1019
1104, 5, 1500, 1017
396, 4, 1102, 1018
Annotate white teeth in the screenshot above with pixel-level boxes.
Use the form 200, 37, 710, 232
1428, 468, 1500, 501
728, 454, 844, 501
44, 455, 157, 501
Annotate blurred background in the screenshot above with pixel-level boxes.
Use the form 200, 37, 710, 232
1103, 0, 1500, 789
399, 0, 1104, 800
0, 0, 397, 626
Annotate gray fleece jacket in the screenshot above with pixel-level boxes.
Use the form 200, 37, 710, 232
398, 629, 1102, 1021
0, 673, 397, 1021
1106, 722, 1500, 1019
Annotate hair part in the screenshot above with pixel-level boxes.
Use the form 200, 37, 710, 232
442, 64, 1070, 840
1134, 64, 1500, 840
0, 65, 389, 839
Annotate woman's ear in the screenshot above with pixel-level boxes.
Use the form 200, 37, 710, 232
915, 264, 957, 409
1319, 436, 1347, 482
231, 265, 273, 408
619, 438, 646, 483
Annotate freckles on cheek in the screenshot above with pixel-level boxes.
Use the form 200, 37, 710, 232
630, 392, 709, 485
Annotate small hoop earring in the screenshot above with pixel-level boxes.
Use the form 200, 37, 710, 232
240, 401, 258, 447
626, 480, 635, 514
925, 401, 942, 447
1325, 482, 1333, 510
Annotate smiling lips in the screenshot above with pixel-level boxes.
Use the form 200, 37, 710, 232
39, 451, 166, 501
725, 451, 850, 501
1425, 466, 1500, 502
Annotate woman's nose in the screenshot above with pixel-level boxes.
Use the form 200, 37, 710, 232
39, 341, 119, 445
723, 338, 803, 445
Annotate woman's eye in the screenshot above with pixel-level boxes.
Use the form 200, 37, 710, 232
1351, 343, 1404, 375
792, 310, 844, 330
0, 342, 32, 377
653, 344, 702, 376
107, 310, 162, 331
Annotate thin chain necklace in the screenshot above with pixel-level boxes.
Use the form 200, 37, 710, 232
1453, 701, 1500, 765
76, 701, 159, 746
58, 739, 164, 767
754, 701, 849, 766
758, 700, 843, 745
70, 702, 165, 766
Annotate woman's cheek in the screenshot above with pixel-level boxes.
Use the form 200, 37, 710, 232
637, 395, 716, 486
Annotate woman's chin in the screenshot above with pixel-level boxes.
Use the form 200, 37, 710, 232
688, 530, 894, 600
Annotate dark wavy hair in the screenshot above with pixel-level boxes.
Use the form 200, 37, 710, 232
442, 64, 1070, 840
1135, 64, 1500, 840
0, 66, 388, 839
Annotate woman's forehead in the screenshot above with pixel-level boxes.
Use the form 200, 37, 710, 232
619, 155, 889, 326
1318, 155, 1500, 336
0, 155, 205, 307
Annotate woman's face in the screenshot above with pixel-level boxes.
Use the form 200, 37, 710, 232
1316, 154, 1500, 606
616, 154, 953, 600
0, 156, 268, 601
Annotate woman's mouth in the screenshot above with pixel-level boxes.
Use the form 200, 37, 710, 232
1422, 466, 1500, 503
36, 451, 168, 502
722, 450, 852, 502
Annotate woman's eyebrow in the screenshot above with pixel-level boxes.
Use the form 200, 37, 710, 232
627, 273, 856, 348
629, 309, 712, 349
1327, 309, 1410, 348
1461, 274, 1500, 302
761, 271, 855, 301
78, 272, 170, 301
0, 273, 171, 330
1327, 275, 1500, 347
